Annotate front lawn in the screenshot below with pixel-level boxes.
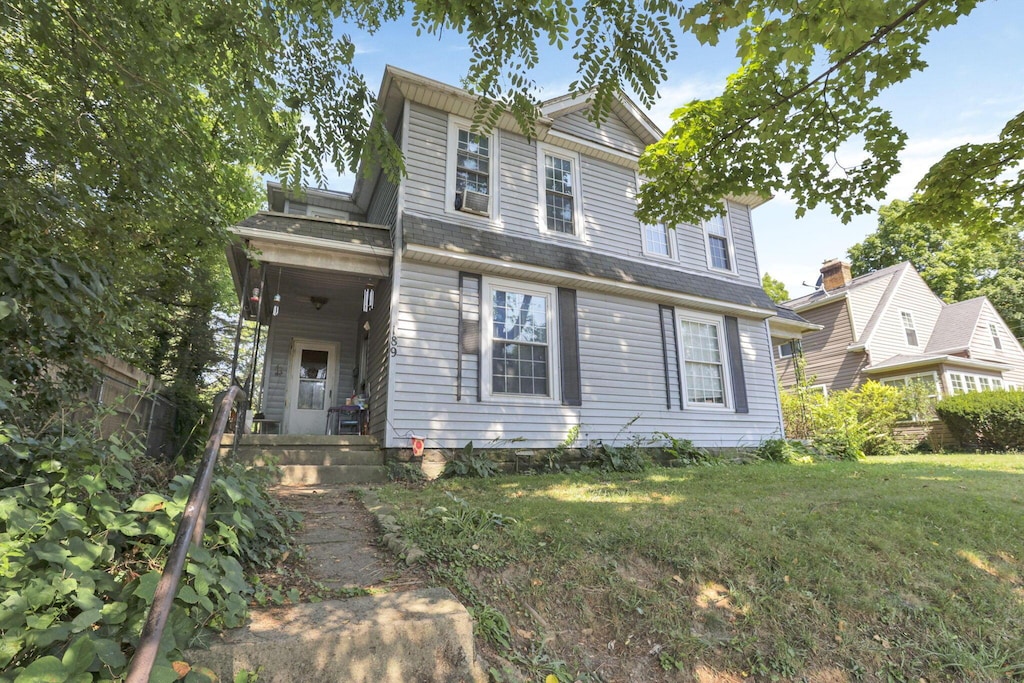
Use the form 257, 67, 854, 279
376, 454, 1024, 682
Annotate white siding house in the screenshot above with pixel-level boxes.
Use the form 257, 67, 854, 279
227, 67, 798, 450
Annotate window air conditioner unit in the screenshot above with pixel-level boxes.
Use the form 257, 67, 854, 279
456, 189, 490, 216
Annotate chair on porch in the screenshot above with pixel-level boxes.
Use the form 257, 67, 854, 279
326, 404, 368, 435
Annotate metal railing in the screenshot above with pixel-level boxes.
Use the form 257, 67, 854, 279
125, 385, 245, 683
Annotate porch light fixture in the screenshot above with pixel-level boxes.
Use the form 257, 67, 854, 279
310, 296, 328, 311
362, 286, 375, 313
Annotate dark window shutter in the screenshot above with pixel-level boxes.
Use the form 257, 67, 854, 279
458, 273, 481, 401
724, 316, 748, 413
558, 288, 582, 406
658, 305, 675, 409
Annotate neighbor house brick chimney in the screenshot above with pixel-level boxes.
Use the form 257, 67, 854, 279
820, 258, 852, 291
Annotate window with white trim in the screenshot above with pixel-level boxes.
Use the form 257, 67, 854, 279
881, 371, 940, 421
777, 340, 801, 359
679, 315, 729, 407
540, 147, 580, 235
989, 323, 1003, 350
964, 375, 978, 392
901, 311, 918, 346
643, 222, 672, 257
447, 117, 495, 218
949, 373, 965, 394
703, 210, 734, 271
482, 279, 558, 399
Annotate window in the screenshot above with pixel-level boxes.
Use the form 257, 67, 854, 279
964, 375, 978, 392
990, 323, 1002, 350
679, 315, 729, 407
541, 149, 581, 235
643, 222, 672, 257
948, 371, 1003, 395
993, 378, 1004, 389
483, 279, 557, 399
703, 210, 733, 271
901, 311, 918, 346
949, 373, 965, 395
447, 117, 495, 218
777, 340, 801, 359
882, 372, 939, 420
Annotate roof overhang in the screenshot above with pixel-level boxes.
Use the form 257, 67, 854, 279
768, 316, 824, 340
404, 243, 776, 319
787, 290, 849, 313
864, 355, 1012, 375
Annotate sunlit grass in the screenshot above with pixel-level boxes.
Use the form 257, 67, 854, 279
377, 454, 1024, 681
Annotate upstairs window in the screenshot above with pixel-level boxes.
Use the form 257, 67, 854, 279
703, 210, 734, 271
990, 322, 1003, 350
643, 222, 671, 257
901, 311, 919, 346
447, 117, 495, 218
540, 147, 581, 236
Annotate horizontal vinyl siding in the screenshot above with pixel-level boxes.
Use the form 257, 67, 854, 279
260, 301, 361, 424
867, 276, 944, 364
579, 157, 643, 259
367, 175, 399, 228
402, 103, 448, 218
848, 276, 891, 340
724, 201, 760, 285
972, 303, 1024, 387
789, 300, 867, 392
550, 108, 645, 156
389, 262, 783, 448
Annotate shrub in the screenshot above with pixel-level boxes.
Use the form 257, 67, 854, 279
581, 437, 652, 473
756, 438, 795, 463
441, 441, 498, 478
655, 432, 719, 466
935, 389, 1024, 451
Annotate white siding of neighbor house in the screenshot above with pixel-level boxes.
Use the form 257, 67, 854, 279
972, 301, 1024, 387
866, 272, 945, 364
847, 274, 892, 340
549, 108, 646, 156
400, 102, 764, 284
388, 261, 783, 448
260, 300, 361, 425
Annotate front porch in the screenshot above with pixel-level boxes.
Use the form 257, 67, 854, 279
223, 433, 386, 485
227, 212, 393, 438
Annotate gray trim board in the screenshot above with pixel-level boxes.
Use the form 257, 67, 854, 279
558, 288, 582, 407
659, 305, 674, 409
724, 316, 749, 414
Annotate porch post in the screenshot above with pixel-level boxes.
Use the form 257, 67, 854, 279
230, 251, 251, 387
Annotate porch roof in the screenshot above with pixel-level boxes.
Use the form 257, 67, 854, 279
234, 212, 392, 250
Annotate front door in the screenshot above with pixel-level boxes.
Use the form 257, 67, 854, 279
284, 340, 340, 434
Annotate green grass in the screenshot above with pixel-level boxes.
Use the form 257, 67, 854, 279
377, 454, 1024, 682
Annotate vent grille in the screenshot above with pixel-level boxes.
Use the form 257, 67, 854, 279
456, 189, 490, 216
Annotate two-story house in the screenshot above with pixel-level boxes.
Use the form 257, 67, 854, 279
226, 66, 804, 453
775, 259, 1024, 398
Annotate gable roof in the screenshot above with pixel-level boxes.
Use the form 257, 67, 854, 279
784, 262, 907, 310
926, 297, 987, 353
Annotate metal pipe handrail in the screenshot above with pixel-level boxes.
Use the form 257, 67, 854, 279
126, 384, 245, 683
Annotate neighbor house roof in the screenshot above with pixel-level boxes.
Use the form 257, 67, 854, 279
864, 352, 1011, 375
925, 297, 987, 354
784, 262, 908, 311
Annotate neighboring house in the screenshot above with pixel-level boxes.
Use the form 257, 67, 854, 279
226, 66, 809, 452
775, 259, 1024, 399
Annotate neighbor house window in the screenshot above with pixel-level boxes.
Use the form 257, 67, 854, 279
703, 210, 733, 271
484, 280, 557, 398
447, 117, 495, 217
964, 375, 978, 392
679, 315, 728, 407
881, 372, 939, 421
949, 371, 1003, 394
949, 373, 965, 394
990, 323, 1003, 350
541, 149, 579, 235
901, 311, 918, 346
777, 340, 801, 359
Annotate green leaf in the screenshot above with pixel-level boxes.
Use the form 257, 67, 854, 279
62, 634, 96, 676
129, 493, 168, 513
70, 608, 102, 633
92, 637, 127, 668
33, 542, 71, 566
133, 571, 163, 604
177, 584, 201, 604
14, 655, 67, 682
0, 635, 24, 669
100, 601, 128, 624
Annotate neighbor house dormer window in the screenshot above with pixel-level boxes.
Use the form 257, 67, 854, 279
447, 117, 496, 218
990, 322, 1002, 350
539, 145, 581, 236
703, 209, 734, 272
901, 311, 918, 346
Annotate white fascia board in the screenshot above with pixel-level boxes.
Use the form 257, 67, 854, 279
404, 243, 776, 319
865, 355, 1012, 375
790, 291, 850, 313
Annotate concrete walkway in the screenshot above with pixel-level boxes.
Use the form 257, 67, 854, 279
187, 486, 487, 682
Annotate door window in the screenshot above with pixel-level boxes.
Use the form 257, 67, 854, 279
297, 349, 328, 410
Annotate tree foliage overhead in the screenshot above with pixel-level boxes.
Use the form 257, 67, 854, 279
761, 273, 791, 304
848, 199, 1024, 340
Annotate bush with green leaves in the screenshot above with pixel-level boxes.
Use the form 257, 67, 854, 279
441, 441, 498, 478
935, 389, 1024, 451
0, 391, 297, 681
655, 432, 719, 466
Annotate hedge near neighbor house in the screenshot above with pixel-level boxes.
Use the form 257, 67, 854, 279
935, 389, 1024, 451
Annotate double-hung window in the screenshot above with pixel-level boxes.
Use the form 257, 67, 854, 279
643, 222, 672, 257
679, 315, 729, 407
901, 311, 919, 347
540, 147, 580, 236
990, 323, 1003, 350
447, 117, 495, 218
484, 280, 557, 398
703, 210, 734, 271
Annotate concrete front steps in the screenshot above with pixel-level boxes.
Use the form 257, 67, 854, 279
186, 588, 487, 682
222, 434, 386, 485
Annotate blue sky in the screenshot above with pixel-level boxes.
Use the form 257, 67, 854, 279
328, 1, 1024, 298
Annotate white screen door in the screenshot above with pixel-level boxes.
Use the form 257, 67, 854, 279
285, 340, 339, 434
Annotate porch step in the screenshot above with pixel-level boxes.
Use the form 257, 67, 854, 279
223, 434, 386, 486
185, 588, 486, 682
